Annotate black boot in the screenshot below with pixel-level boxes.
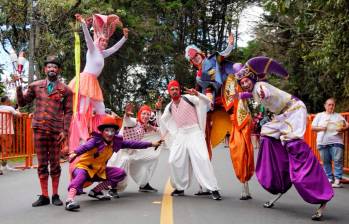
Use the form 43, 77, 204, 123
51, 194, 63, 206
32, 195, 50, 207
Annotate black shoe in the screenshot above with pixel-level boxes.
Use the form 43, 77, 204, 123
32, 195, 50, 207
240, 195, 252, 200
194, 190, 211, 196
65, 200, 80, 211
139, 183, 158, 193
88, 190, 111, 200
51, 194, 63, 206
311, 211, 323, 221
171, 189, 184, 196
211, 191, 222, 200
108, 189, 120, 198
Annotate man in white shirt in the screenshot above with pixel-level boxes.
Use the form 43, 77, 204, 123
312, 98, 349, 188
0, 96, 21, 174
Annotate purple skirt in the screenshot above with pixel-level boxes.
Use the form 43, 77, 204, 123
256, 136, 334, 204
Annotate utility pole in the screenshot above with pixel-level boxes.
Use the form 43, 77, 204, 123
28, 0, 36, 84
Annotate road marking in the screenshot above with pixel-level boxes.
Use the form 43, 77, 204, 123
160, 178, 174, 224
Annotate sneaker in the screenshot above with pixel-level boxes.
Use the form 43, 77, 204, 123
171, 189, 184, 196
5, 164, 19, 171
65, 200, 80, 211
32, 195, 50, 207
51, 194, 63, 206
211, 191, 222, 200
311, 211, 323, 221
139, 183, 158, 193
332, 179, 343, 188
108, 189, 120, 198
328, 178, 334, 184
0, 170, 3, 175
88, 190, 111, 200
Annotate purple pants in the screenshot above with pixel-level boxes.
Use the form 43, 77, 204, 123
68, 167, 126, 193
256, 136, 334, 204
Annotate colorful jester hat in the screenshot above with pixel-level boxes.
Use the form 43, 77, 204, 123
234, 56, 289, 83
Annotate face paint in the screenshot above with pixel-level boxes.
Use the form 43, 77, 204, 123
102, 127, 116, 143
45, 63, 59, 82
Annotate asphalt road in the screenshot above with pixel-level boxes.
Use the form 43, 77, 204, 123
1, 144, 348, 224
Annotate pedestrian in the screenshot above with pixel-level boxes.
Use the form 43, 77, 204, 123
0, 95, 21, 174
234, 56, 334, 221
16, 55, 73, 207
312, 97, 349, 188
108, 103, 163, 196
65, 116, 162, 211
68, 13, 128, 151
159, 80, 222, 200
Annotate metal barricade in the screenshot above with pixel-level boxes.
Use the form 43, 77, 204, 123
0, 111, 34, 168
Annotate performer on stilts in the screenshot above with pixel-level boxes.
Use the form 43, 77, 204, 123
108, 102, 163, 196
65, 116, 162, 211
234, 56, 334, 221
69, 13, 128, 150
185, 35, 254, 199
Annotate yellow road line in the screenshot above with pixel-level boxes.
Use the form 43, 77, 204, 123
160, 178, 174, 224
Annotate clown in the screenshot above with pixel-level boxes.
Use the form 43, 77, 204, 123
65, 116, 162, 211
185, 36, 254, 200
234, 56, 334, 221
108, 103, 163, 195
159, 80, 222, 200
69, 13, 128, 150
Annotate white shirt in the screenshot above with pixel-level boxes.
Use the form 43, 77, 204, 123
312, 112, 347, 145
0, 105, 19, 134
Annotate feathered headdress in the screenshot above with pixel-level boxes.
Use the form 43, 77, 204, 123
92, 14, 123, 40
185, 45, 204, 61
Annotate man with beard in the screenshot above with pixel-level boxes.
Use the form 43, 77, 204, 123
159, 80, 222, 200
17, 55, 73, 207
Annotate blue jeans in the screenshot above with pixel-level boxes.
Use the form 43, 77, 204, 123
318, 143, 344, 180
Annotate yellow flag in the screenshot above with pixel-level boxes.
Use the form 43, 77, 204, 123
73, 31, 80, 115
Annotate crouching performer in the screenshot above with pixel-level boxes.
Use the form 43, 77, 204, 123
65, 116, 162, 211
234, 56, 334, 221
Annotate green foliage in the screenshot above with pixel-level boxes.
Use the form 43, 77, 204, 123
247, 0, 349, 112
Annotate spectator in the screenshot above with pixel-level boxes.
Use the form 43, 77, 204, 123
0, 95, 21, 174
312, 98, 349, 188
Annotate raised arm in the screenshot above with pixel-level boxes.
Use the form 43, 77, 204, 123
219, 33, 235, 57
75, 14, 95, 50
16, 85, 35, 107
102, 28, 128, 58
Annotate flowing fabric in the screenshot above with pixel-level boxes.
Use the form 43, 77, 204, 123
286, 140, 334, 204
229, 117, 254, 183
256, 136, 292, 194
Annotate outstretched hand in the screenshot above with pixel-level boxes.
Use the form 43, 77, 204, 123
184, 87, 198, 96
155, 97, 164, 110
228, 33, 235, 46
68, 152, 78, 163
124, 103, 134, 117
123, 28, 129, 39
153, 139, 164, 150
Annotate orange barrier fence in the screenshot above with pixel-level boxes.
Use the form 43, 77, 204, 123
0, 112, 34, 168
305, 112, 349, 174
1, 110, 349, 172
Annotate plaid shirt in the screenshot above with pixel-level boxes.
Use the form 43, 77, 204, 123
17, 79, 73, 136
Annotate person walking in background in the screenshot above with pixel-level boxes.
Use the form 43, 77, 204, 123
0, 95, 21, 175
16, 55, 73, 207
312, 98, 349, 188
